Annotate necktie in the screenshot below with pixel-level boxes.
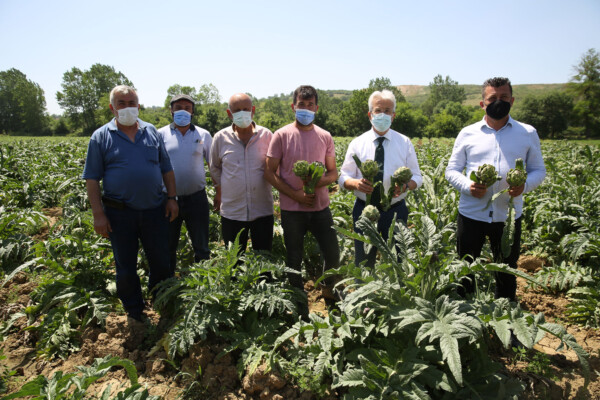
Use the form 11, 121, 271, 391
370, 137, 385, 207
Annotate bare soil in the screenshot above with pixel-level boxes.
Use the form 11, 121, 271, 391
1, 257, 599, 399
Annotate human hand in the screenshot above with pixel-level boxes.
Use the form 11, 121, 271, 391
294, 189, 315, 207
470, 182, 487, 198
214, 191, 221, 212
356, 178, 374, 194
165, 199, 179, 221
508, 183, 525, 197
93, 212, 112, 238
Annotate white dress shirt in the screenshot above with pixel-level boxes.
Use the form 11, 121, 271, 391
158, 124, 212, 196
339, 128, 422, 205
210, 124, 273, 221
445, 116, 546, 223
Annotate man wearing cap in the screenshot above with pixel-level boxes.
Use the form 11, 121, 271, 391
83, 85, 178, 321
158, 94, 213, 270
210, 93, 274, 253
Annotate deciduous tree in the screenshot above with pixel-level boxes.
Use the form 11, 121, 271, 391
568, 48, 600, 137
0, 68, 48, 134
56, 64, 132, 134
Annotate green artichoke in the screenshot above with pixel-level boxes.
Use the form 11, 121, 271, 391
470, 164, 502, 187
571, 163, 585, 176
506, 158, 527, 187
361, 205, 380, 222
392, 166, 412, 186
352, 155, 379, 182
293, 160, 310, 180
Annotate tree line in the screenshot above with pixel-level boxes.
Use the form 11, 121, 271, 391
1, 49, 599, 139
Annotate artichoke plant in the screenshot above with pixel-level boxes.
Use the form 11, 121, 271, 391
506, 158, 527, 187
352, 155, 381, 205
292, 160, 310, 180
361, 205, 380, 222
392, 166, 412, 186
470, 164, 502, 187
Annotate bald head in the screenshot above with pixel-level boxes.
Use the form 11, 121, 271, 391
228, 93, 253, 112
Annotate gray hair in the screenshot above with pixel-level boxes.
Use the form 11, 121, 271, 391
110, 85, 138, 108
368, 90, 396, 112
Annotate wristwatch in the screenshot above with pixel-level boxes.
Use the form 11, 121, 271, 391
167, 195, 178, 201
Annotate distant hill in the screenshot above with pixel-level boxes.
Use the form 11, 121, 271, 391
397, 83, 567, 106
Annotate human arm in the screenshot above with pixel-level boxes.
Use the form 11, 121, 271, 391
162, 170, 179, 221
264, 156, 315, 207
522, 130, 546, 194
339, 148, 374, 194
86, 179, 111, 238
445, 132, 482, 197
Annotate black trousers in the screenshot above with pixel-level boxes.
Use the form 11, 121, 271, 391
221, 214, 274, 253
456, 213, 522, 301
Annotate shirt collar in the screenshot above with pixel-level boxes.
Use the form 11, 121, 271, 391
370, 128, 390, 142
481, 115, 514, 132
170, 122, 196, 131
232, 121, 256, 134
108, 118, 145, 132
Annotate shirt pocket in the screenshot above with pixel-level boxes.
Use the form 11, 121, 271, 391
144, 145, 160, 164
194, 140, 205, 155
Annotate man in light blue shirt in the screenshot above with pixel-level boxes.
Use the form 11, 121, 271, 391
158, 94, 213, 270
445, 77, 546, 301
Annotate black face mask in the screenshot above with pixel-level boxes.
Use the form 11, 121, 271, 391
485, 99, 511, 120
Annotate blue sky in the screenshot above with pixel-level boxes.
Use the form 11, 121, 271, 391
1, 0, 599, 115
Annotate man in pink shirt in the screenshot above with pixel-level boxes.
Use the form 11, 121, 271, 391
265, 85, 340, 315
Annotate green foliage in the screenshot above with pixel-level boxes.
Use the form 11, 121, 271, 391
0, 68, 48, 135
568, 48, 600, 138
292, 161, 325, 194
422, 75, 466, 116
0, 355, 158, 400
512, 91, 574, 139
56, 63, 133, 134
470, 164, 502, 187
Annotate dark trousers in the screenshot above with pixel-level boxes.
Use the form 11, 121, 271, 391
352, 199, 408, 268
105, 203, 172, 318
169, 189, 210, 271
456, 213, 522, 301
281, 207, 340, 291
221, 214, 274, 253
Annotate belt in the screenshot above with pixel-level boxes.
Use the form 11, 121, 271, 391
102, 196, 126, 210
177, 188, 206, 200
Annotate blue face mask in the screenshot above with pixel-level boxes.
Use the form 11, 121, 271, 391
173, 110, 192, 127
295, 108, 315, 126
371, 113, 392, 133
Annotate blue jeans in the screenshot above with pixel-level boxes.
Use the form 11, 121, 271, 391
104, 203, 172, 318
281, 207, 340, 290
169, 189, 210, 270
352, 198, 408, 268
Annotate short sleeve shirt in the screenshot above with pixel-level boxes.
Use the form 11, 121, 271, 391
267, 123, 335, 212
82, 118, 172, 210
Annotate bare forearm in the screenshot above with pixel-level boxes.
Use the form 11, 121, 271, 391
85, 180, 104, 215
162, 170, 177, 197
264, 168, 298, 199
316, 169, 338, 188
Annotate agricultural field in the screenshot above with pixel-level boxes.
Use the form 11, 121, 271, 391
0, 136, 599, 399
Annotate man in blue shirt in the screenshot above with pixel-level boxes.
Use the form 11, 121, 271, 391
445, 77, 546, 302
83, 85, 179, 321
158, 94, 212, 269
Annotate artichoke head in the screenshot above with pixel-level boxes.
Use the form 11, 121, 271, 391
361, 205, 380, 222
471, 164, 502, 187
293, 160, 310, 180
392, 166, 412, 185
360, 159, 379, 181
506, 158, 527, 187
571, 163, 585, 176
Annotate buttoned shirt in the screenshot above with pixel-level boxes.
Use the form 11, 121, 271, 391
339, 128, 423, 205
210, 124, 274, 221
267, 123, 336, 212
82, 118, 172, 210
158, 123, 212, 196
445, 116, 546, 223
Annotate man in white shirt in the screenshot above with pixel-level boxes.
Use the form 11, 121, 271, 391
339, 90, 422, 268
210, 93, 274, 252
158, 94, 213, 271
445, 77, 546, 301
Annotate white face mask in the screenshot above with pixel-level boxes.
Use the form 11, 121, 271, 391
116, 107, 139, 126
370, 113, 392, 133
232, 110, 253, 129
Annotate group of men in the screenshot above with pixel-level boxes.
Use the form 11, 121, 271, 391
82, 78, 545, 321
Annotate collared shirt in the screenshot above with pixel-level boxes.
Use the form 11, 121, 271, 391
445, 116, 546, 223
339, 128, 423, 204
82, 118, 172, 210
210, 123, 274, 221
267, 123, 336, 212
158, 123, 212, 196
